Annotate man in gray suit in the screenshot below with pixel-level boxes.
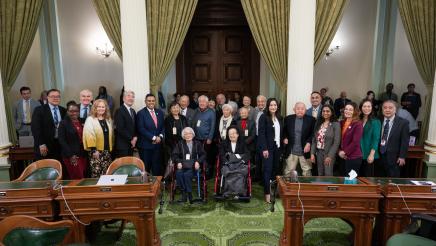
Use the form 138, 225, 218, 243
13, 86, 39, 136
180, 95, 195, 126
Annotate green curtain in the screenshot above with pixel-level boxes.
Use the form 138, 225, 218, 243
92, 0, 122, 60
241, 0, 289, 114
314, 0, 348, 64
146, 0, 198, 99
0, 0, 43, 143
398, 0, 436, 144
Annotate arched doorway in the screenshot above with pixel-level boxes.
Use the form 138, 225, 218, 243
176, 0, 260, 99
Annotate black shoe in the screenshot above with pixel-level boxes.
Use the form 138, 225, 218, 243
177, 192, 187, 203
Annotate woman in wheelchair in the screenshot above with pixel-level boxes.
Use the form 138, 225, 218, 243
218, 126, 250, 199
172, 127, 206, 204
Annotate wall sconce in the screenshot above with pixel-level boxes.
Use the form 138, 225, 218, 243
326, 44, 341, 57
96, 43, 114, 58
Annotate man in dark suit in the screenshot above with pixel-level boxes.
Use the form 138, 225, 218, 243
379, 100, 409, 177
333, 91, 351, 117
180, 95, 195, 126
78, 89, 92, 124
31, 89, 66, 160
306, 91, 322, 120
283, 102, 316, 176
114, 90, 137, 157
137, 93, 165, 175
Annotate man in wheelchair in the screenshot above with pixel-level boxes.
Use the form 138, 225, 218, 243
171, 127, 206, 204
216, 126, 251, 200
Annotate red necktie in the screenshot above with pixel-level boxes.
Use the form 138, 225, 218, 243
241, 119, 247, 129
150, 110, 158, 127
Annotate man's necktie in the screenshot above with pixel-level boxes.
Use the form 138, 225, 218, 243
25, 100, 31, 123
130, 108, 135, 121
83, 107, 88, 118
380, 119, 390, 154
53, 107, 59, 125
151, 110, 158, 127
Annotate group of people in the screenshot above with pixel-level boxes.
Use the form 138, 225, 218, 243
13, 82, 417, 204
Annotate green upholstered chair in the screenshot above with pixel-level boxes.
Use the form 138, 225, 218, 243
386, 214, 436, 246
106, 157, 145, 177
104, 157, 146, 240
14, 159, 62, 182
0, 215, 74, 246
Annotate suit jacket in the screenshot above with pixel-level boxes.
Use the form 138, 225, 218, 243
235, 118, 256, 151
164, 114, 188, 149
219, 139, 250, 164
182, 107, 195, 127
305, 107, 322, 119
31, 104, 66, 156
13, 99, 39, 130
171, 140, 206, 164
334, 98, 351, 117
136, 107, 165, 150
380, 116, 409, 162
58, 117, 85, 158
79, 103, 92, 124
340, 120, 363, 159
283, 114, 316, 158
257, 114, 283, 151
114, 105, 136, 151
311, 121, 341, 159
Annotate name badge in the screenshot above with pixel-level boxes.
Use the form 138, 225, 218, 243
186, 154, 190, 160
54, 127, 59, 139
235, 154, 241, 159
197, 120, 201, 127
381, 139, 386, 146
244, 129, 249, 137
172, 127, 177, 135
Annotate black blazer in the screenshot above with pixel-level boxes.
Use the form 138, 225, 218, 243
164, 114, 188, 149
380, 116, 409, 162
31, 104, 66, 157
257, 114, 283, 151
235, 119, 256, 152
114, 105, 136, 151
58, 117, 85, 158
171, 140, 206, 164
283, 114, 316, 158
219, 139, 250, 164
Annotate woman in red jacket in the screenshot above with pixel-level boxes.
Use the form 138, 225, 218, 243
338, 102, 363, 176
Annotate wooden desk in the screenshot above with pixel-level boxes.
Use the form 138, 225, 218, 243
8, 146, 35, 180
56, 176, 161, 246
361, 177, 436, 246
0, 180, 56, 220
277, 176, 381, 246
405, 145, 425, 178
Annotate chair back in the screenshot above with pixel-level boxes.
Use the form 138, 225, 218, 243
14, 159, 62, 182
0, 215, 74, 246
106, 157, 145, 177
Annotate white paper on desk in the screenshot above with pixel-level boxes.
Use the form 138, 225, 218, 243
411, 180, 436, 186
409, 136, 416, 146
96, 175, 128, 186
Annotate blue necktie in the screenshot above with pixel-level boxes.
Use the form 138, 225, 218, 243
380, 119, 390, 154
53, 107, 59, 125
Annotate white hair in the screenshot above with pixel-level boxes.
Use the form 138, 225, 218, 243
123, 90, 135, 98
198, 95, 209, 102
222, 103, 233, 112
80, 89, 93, 97
227, 101, 238, 113
256, 95, 266, 101
181, 127, 195, 139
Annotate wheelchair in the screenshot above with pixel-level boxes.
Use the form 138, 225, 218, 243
214, 155, 252, 202
168, 160, 208, 203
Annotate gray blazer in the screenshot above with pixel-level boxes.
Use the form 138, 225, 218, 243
13, 99, 40, 130
184, 107, 196, 127
311, 121, 341, 159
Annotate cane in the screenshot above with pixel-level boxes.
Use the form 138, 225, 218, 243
197, 170, 201, 198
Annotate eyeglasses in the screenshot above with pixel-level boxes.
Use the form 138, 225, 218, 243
48, 95, 61, 99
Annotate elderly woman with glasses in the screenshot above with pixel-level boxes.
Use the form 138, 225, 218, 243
172, 127, 206, 204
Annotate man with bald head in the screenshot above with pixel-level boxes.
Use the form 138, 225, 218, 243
283, 102, 316, 176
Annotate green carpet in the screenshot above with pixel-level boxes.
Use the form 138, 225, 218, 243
92, 182, 352, 246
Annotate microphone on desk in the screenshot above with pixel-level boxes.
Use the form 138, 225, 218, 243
290, 170, 299, 183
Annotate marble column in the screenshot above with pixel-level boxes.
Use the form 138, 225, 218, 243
0, 74, 11, 181
424, 84, 436, 178
286, 0, 316, 114
120, 0, 150, 111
